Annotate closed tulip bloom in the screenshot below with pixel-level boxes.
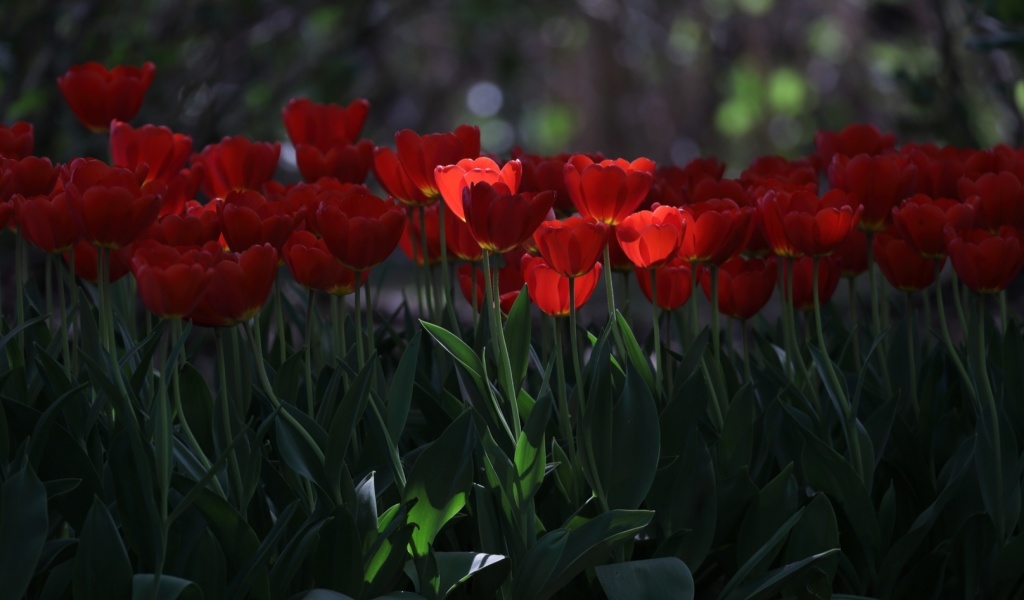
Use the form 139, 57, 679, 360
373, 125, 480, 205
110, 121, 192, 185
835, 228, 869, 278
0, 122, 33, 159
615, 205, 685, 269
282, 98, 370, 148
785, 255, 841, 312
891, 194, 973, 259
1, 156, 60, 202
944, 225, 1024, 294
814, 123, 896, 169
678, 199, 755, 264
318, 187, 407, 271
436, 156, 522, 221
533, 216, 609, 278
144, 200, 221, 247
635, 258, 692, 311
700, 256, 778, 321
57, 62, 155, 132
957, 171, 1024, 231
131, 241, 215, 318
444, 206, 484, 262
512, 150, 584, 214
564, 155, 656, 225
284, 230, 365, 295
218, 189, 303, 254
187, 242, 278, 327
457, 258, 525, 314
295, 139, 374, 184
757, 190, 804, 258
462, 182, 555, 253
15, 191, 79, 253
522, 254, 602, 317
194, 136, 280, 200
64, 239, 133, 283
779, 189, 861, 257
828, 153, 916, 232
63, 158, 162, 249
873, 231, 938, 292
399, 203, 449, 266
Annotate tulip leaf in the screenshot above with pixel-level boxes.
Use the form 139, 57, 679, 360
226, 500, 301, 600
721, 548, 841, 600
596, 557, 695, 600
783, 494, 840, 584
325, 360, 375, 495
131, 574, 203, 600
421, 320, 487, 395
403, 410, 477, 557
737, 462, 798, 572
718, 507, 806, 600
0, 462, 48, 600
615, 310, 655, 393
435, 551, 509, 599
503, 286, 532, 393
387, 330, 421, 440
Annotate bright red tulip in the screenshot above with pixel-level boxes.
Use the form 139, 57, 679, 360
318, 187, 407, 271
873, 231, 938, 292
944, 225, 1024, 294
615, 205, 685, 269
217, 189, 303, 254
828, 153, 916, 232
777, 189, 861, 257
63, 158, 162, 249
282, 98, 370, 148
373, 125, 480, 205
678, 199, 755, 264
187, 242, 278, 327
635, 258, 692, 311
193, 136, 280, 200
283, 230, 366, 295
533, 216, 609, 278
462, 182, 555, 253
15, 190, 79, 253
436, 157, 521, 221
891, 194, 973, 259
564, 155, 655, 225
131, 241, 215, 318
57, 62, 155, 132
0, 122, 33, 159
785, 256, 841, 311
522, 254, 602, 317
699, 256, 778, 321
399, 203, 449, 266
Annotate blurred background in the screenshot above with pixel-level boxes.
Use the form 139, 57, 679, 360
2, 0, 1024, 175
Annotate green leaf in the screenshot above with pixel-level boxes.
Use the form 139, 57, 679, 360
403, 411, 477, 557
718, 384, 755, 476
737, 462, 798, 572
274, 350, 306, 402
226, 500, 301, 600
421, 320, 486, 395
514, 392, 550, 506
0, 463, 49, 599
503, 286, 532, 393
596, 557, 694, 600
131, 574, 202, 600
325, 360, 375, 496
275, 404, 328, 491
783, 494, 840, 584
615, 311, 655, 393
718, 507, 805, 600
387, 331, 421, 440
109, 429, 163, 568
435, 552, 509, 599
722, 548, 841, 600
73, 497, 132, 599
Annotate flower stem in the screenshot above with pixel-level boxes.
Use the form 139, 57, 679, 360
603, 244, 626, 355
866, 234, 893, 397
973, 293, 1005, 537
15, 226, 25, 354
569, 276, 586, 410
216, 329, 245, 508
999, 290, 1009, 335
552, 317, 575, 464
57, 254, 71, 378
437, 201, 460, 330
171, 318, 224, 498
905, 292, 919, 417
305, 289, 316, 417
354, 272, 365, 366
848, 277, 863, 371
650, 269, 663, 399
274, 275, 287, 364
934, 262, 977, 402
710, 264, 721, 365
742, 319, 753, 383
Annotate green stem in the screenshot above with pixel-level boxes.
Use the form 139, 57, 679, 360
951, 269, 968, 337
650, 269, 663, 399
867, 232, 893, 397
785, 258, 817, 408
100, 248, 133, 405
742, 319, 753, 383
339, 295, 349, 364
974, 294, 1005, 538
418, 206, 435, 320
68, 248, 80, 376
483, 250, 521, 438
171, 318, 224, 497
603, 244, 626, 355
848, 277, 863, 371
471, 262, 480, 338
305, 289, 316, 417
621, 271, 631, 323
365, 275, 376, 359
934, 262, 977, 402
905, 292, 919, 417
436, 201, 460, 330
57, 254, 71, 378
15, 226, 25, 354
552, 317, 576, 464
216, 330, 245, 508
710, 264, 721, 365
688, 263, 699, 344
569, 276, 586, 410
354, 272, 365, 366
274, 275, 287, 364
45, 253, 53, 327
999, 290, 1009, 335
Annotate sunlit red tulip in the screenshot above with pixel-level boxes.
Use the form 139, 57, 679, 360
533, 216, 609, 278
63, 158, 162, 249
57, 62, 155, 132
873, 231, 938, 292
64, 239, 133, 282
828, 153, 916, 232
678, 199, 755, 264
777, 189, 861, 257
462, 182, 555, 253
318, 187, 407, 271
785, 255, 841, 311
399, 203, 449, 266
187, 242, 278, 327
131, 241, 215, 318
891, 194, 973, 259
564, 155, 655, 225
814, 123, 896, 170
218, 189, 303, 254
522, 254, 602, 317
944, 225, 1024, 294
15, 191, 79, 253
0, 122, 33, 159
282, 98, 370, 148
700, 256, 778, 321
373, 125, 480, 205
436, 157, 522, 221
283, 230, 366, 295
635, 258, 692, 311
615, 205, 684, 269
194, 136, 280, 200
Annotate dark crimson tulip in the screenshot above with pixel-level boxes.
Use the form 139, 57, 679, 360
131, 241, 215, 318
741, 155, 818, 190
522, 254, 602, 317
373, 125, 480, 205
193, 136, 280, 200
436, 157, 522, 221
902, 143, 968, 198
187, 242, 278, 327
678, 199, 755, 265
283, 230, 366, 295
699, 256, 778, 321
457, 258, 525, 314
776, 189, 861, 257
688, 178, 750, 206
65, 239, 133, 282
217, 189, 303, 254
944, 225, 1024, 294
57, 62, 155, 132
891, 194, 973, 259
15, 191, 79, 253
963, 145, 1024, 180
814, 123, 896, 169
674, 157, 727, 205
63, 158, 162, 249
444, 206, 484, 262
873, 231, 938, 292
635, 258, 692, 311
519, 208, 555, 257
828, 153, 916, 232
835, 228, 869, 278
144, 200, 221, 247
462, 182, 555, 253
957, 171, 1024, 231
512, 150, 586, 214
616, 205, 685, 269
0, 122, 33, 159
564, 155, 655, 225
1, 156, 60, 201
318, 186, 407, 271
110, 121, 192, 185
399, 203, 449, 266
282, 98, 370, 148
533, 216, 609, 278
295, 139, 374, 184
785, 255, 841, 311
757, 190, 804, 258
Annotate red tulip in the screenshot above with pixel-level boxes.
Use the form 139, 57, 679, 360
635, 258, 692, 311
757, 189, 805, 258
187, 242, 278, 327
110, 120, 192, 186
193, 136, 280, 200
295, 139, 374, 184
373, 125, 480, 205
671, 157, 728, 205
522, 254, 602, 317
283, 230, 366, 295
956, 171, 1024, 231
963, 145, 1024, 180
678, 199, 755, 264
63, 158, 162, 249
891, 194, 973, 259
282, 98, 370, 148
512, 150, 586, 214
784, 256, 841, 311
902, 143, 968, 198
57, 62, 155, 132
778, 190, 861, 257
873, 231, 938, 292
144, 200, 221, 247
399, 203, 449, 266
615, 205, 685, 269
436, 157, 522, 221
131, 241, 215, 318
457, 258, 525, 314
741, 155, 818, 190
15, 190, 79, 253
318, 187, 407, 271
444, 206, 484, 262
0, 122, 33, 159
1, 156, 60, 202
828, 153, 916, 232
944, 225, 1024, 294
564, 155, 655, 225
533, 216, 609, 278
835, 228, 869, 278
688, 178, 750, 206
700, 256, 778, 321
814, 123, 896, 170
218, 189, 303, 254
462, 182, 555, 253
64, 239, 133, 283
